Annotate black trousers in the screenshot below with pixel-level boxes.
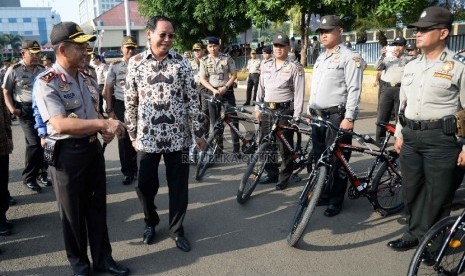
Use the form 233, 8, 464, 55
114, 100, 137, 177
49, 140, 112, 274
311, 113, 352, 205
261, 108, 294, 182
135, 149, 189, 238
208, 89, 239, 152
200, 89, 211, 134
400, 127, 461, 242
376, 84, 400, 143
98, 84, 105, 117
0, 154, 10, 225
17, 102, 46, 184
245, 73, 260, 104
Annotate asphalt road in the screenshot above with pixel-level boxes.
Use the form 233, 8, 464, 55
1, 86, 458, 276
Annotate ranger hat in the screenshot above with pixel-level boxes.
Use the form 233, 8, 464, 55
391, 36, 407, 46
206, 37, 220, 45
406, 42, 416, 50
408, 7, 453, 29
22, 40, 41, 54
192, 42, 205, 50
316, 15, 343, 32
122, 36, 137, 48
262, 45, 272, 54
272, 34, 290, 46
50, 22, 96, 45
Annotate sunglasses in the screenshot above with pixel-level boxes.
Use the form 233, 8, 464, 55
158, 33, 175, 39
414, 27, 441, 35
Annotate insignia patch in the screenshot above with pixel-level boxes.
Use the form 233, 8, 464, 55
40, 71, 57, 83
63, 93, 75, 99
442, 61, 454, 73
68, 112, 78, 118
434, 72, 453, 80
421, 11, 426, 18
353, 56, 361, 68
453, 54, 465, 64
112, 60, 122, 65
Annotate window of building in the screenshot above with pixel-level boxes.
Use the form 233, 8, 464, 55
8, 18, 17, 23
23, 18, 32, 23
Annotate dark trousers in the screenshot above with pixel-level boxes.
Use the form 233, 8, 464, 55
376, 84, 400, 143
0, 154, 10, 225
17, 103, 46, 184
311, 113, 352, 205
114, 100, 137, 177
98, 84, 105, 117
245, 73, 260, 104
135, 150, 189, 238
200, 89, 211, 134
49, 140, 112, 274
400, 127, 461, 242
261, 109, 294, 182
208, 89, 239, 152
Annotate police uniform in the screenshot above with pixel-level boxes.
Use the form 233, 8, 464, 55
244, 50, 261, 105
105, 47, 137, 182
2, 44, 47, 190
93, 55, 108, 115
255, 34, 305, 189
308, 15, 363, 215
375, 36, 413, 143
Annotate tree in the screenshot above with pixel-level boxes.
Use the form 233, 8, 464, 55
0, 34, 23, 58
137, 0, 252, 50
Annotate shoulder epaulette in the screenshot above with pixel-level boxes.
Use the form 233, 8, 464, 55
36, 64, 45, 68
220, 53, 230, 58
39, 71, 57, 83
80, 70, 95, 79
263, 58, 273, 64
12, 63, 21, 69
112, 60, 122, 65
201, 56, 209, 61
453, 54, 465, 64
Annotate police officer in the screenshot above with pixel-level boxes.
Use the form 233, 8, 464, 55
387, 7, 465, 253
255, 33, 305, 190
42, 54, 53, 69
308, 15, 363, 217
406, 42, 419, 58
0, 57, 12, 84
84, 44, 97, 80
244, 49, 261, 106
199, 37, 240, 154
261, 45, 272, 64
34, 21, 129, 276
2, 40, 50, 191
375, 36, 413, 143
92, 54, 108, 117
104, 36, 138, 185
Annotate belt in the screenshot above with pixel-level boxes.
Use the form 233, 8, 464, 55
61, 134, 98, 147
310, 106, 340, 116
265, 101, 293, 110
17, 101, 32, 106
404, 118, 442, 130
380, 80, 401, 88
249, 73, 260, 76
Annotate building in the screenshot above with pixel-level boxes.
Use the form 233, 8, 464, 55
78, 0, 123, 25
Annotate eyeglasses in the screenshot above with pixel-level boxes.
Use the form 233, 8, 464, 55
158, 33, 175, 39
413, 27, 440, 35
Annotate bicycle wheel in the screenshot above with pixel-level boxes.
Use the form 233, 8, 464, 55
287, 165, 327, 247
237, 142, 274, 204
195, 130, 221, 181
370, 155, 403, 216
408, 216, 465, 276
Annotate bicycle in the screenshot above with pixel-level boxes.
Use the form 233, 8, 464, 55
287, 115, 403, 247
195, 95, 260, 181
236, 102, 312, 204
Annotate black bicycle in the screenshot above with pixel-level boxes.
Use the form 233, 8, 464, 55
195, 95, 260, 181
287, 115, 403, 247
236, 102, 312, 204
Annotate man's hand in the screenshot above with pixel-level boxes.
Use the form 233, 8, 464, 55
218, 86, 227, 96
132, 140, 137, 150
394, 137, 403, 154
340, 118, 354, 130
457, 150, 465, 167
107, 111, 117, 120
40, 138, 45, 148
255, 111, 261, 121
12, 108, 21, 117
196, 137, 206, 151
101, 132, 114, 144
102, 119, 127, 138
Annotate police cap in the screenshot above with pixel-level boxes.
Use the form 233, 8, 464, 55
41, 54, 53, 61
192, 42, 205, 50
316, 15, 343, 32
86, 44, 94, 55
250, 49, 256, 54
406, 43, 416, 50
122, 36, 137, 48
391, 36, 406, 46
272, 34, 290, 46
3, 57, 12, 63
262, 45, 272, 54
408, 7, 453, 29
50, 22, 96, 45
21, 40, 41, 54
206, 37, 220, 45
343, 41, 352, 48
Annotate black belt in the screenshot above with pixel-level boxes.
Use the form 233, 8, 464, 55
310, 106, 340, 116
404, 118, 442, 131
265, 101, 293, 110
60, 134, 98, 147
17, 101, 32, 106
249, 73, 260, 76
380, 80, 401, 88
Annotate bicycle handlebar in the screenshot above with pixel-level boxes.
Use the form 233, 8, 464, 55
205, 95, 252, 115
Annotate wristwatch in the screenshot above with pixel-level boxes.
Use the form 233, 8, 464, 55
346, 118, 355, 123
224, 85, 230, 90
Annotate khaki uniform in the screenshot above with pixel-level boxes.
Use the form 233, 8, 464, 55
245, 58, 261, 105
94, 63, 109, 86
2, 60, 45, 103
395, 48, 465, 242
106, 59, 128, 101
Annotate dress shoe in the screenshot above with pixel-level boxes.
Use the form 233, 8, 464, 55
25, 182, 42, 192
174, 236, 191, 252
421, 250, 436, 266
324, 204, 342, 217
387, 238, 419, 251
259, 175, 278, 185
122, 175, 134, 185
143, 225, 155, 244
37, 174, 52, 186
8, 196, 16, 206
316, 198, 329, 206
94, 258, 129, 276
275, 180, 289, 190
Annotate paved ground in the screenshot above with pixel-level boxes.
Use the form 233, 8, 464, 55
1, 86, 462, 276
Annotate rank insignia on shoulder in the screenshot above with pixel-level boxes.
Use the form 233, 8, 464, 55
353, 56, 361, 68
112, 60, 122, 65
453, 54, 465, 64
12, 63, 21, 69
40, 71, 57, 83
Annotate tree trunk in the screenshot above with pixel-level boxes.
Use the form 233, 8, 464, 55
299, 7, 309, 67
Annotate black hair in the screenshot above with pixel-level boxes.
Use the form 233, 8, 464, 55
146, 15, 175, 31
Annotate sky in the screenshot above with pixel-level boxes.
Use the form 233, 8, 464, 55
20, 0, 80, 23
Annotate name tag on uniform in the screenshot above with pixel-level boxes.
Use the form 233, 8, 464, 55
218, 73, 224, 80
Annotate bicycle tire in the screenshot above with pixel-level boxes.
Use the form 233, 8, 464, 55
408, 216, 464, 276
370, 156, 403, 216
237, 142, 274, 204
195, 130, 221, 181
287, 166, 327, 247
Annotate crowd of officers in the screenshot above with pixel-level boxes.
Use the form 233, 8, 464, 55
0, 5, 464, 275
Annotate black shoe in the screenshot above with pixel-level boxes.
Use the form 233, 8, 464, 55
275, 180, 288, 190
324, 204, 342, 217
243, 102, 250, 106
387, 238, 419, 251
8, 196, 16, 206
94, 258, 129, 276
174, 236, 191, 252
143, 225, 155, 244
421, 250, 436, 266
316, 198, 329, 206
25, 182, 42, 192
122, 175, 134, 185
0, 225, 11, 236
259, 175, 278, 185
37, 174, 52, 186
